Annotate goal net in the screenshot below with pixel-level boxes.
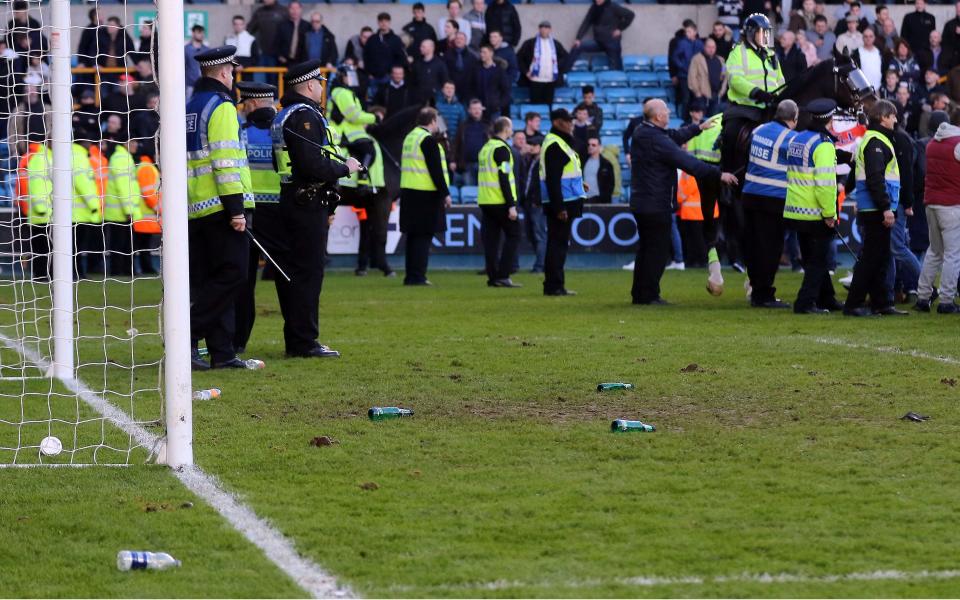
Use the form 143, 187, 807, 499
0, 0, 191, 466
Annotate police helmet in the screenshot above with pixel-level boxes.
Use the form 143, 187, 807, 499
743, 14, 774, 50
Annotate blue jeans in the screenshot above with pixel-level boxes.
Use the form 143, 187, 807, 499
886, 205, 921, 295
670, 213, 683, 263
570, 37, 623, 70
522, 202, 547, 271
255, 54, 278, 85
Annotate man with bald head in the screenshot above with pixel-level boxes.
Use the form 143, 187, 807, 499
629, 99, 737, 305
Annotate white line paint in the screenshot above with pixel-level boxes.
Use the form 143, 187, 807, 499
385, 569, 960, 593
0, 332, 354, 599
812, 336, 960, 365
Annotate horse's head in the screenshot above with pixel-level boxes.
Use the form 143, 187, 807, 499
833, 50, 876, 112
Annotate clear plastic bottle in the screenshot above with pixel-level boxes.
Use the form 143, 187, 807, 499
244, 359, 265, 370
117, 551, 181, 571
192, 388, 221, 401
368, 407, 414, 421
611, 419, 656, 432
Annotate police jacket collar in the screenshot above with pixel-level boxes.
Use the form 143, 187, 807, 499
194, 76, 233, 98
247, 106, 277, 129
868, 123, 895, 141
280, 91, 321, 111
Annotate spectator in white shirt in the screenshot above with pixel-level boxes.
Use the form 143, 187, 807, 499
225, 15, 259, 69
438, 0, 471, 45
835, 13, 864, 54
852, 27, 882, 90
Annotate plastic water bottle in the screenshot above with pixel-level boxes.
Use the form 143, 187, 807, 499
597, 382, 634, 391
116, 551, 181, 571
368, 407, 414, 421
244, 359, 265, 370
192, 388, 221, 401
611, 419, 656, 432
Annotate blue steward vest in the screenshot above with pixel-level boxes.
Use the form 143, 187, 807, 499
243, 123, 280, 204
743, 120, 795, 200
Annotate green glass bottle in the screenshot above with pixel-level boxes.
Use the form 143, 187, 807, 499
368, 407, 414, 421
597, 382, 634, 391
611, 419, 656, 432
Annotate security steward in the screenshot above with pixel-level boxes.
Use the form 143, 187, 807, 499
722, 14, 784, 183
687, 109, 728, 294
844, 99, 907, 317
783, 99, 841, 314
272, 60, 361, 357
185, 45, 256, 370
540, 108, 586, 296
234, 81, 279, 354
72, 127, 101, 280
478, 116, 522, 288
741, 99, 799, 309
399, 107, 451, 286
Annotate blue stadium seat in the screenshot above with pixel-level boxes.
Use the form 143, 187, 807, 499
657, 71, 673, 86
565, 72, 597, 88
590, 55, 611, 72
600, 135, 621, 149
520, 103, 550, 119
616, 103, 643, 119
604, 88, 638, 104
641, 88, 669, 101
448, 185, 460, 204
510, 104, 521, 119
512, 118, 524, 132
596, 70, 628, 88
591, 88, 606, 102
570, 59, 590, 72
460, 185, 478, 204
668, 118, 684, 129
652, 55, 669, 71
627, 71, 660, 88
511, 87, 531, 104
598, 102, 615, 117
623, 55, 651, 72
552, 87, 578, 103
600, 118, 626, 136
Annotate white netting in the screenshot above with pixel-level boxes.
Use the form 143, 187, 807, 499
0, 0, 166, 465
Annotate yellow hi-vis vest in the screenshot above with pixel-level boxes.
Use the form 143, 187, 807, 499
104, 145, 142, 223
539, 133, 585, 203
400, 127, 449, 192
687, 114, 722, 164
784, 130, 837, 221
477, 137, 516, 205
726, 43, 785, 108
329, 86, 377, 139
26, 145, 52, 225
72, 143, 100, 224
854, 130, 901, 212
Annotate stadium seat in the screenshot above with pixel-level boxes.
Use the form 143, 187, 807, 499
510, 104, 521, 119
511, 87, 531, 104
616, 103, 643, 119
623, 55, 651, 71
591, 88, 606, 102
642, 88, 669, 100
590, 55, 611, 72
512, 118, 524, 133
657, 71, 673, 86
519, 103, 550, 119
459, 185, 478, 204
565, 72, 597, 88
569, 59, 590, 72
604, 88, 638, 104
600, 135, 621, 149
600, 118, 626, 136
552, 87, 578, 103
448, 185, 460, 204
668, 118, 684, 129
627, 71, 659, 88
652, 55, 669, 71
596, 70, 628, 88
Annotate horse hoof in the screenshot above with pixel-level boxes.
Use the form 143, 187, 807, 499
706, 282, 724, 296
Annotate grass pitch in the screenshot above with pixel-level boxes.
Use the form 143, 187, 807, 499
3, 268, 960, 597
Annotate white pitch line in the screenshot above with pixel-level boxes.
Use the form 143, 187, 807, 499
812, 336, 960, 365
0, 332, 354, 599
385, 569, 960, 593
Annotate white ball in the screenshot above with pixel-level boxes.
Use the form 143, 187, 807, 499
40, 436, 62, 457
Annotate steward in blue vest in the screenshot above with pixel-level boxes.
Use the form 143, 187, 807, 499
844, 99, 909, 317
234, 81, 280, 354
741, 99, 799, 309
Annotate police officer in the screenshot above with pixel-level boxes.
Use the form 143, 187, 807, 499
478, 116, 522, 288
540, 108, 586, 296
783, 99, 841, 314
185, 46, 256, 370
741, 99, 799, 308
234, 81, 279, 354
844, 99, 908, 317
399, 107, 451, 286
328, 68, 379, 155
71, 127, 100, 280
722, 14, 784, 183
273, 60, 361, 357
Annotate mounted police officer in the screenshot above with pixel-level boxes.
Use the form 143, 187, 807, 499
185, 46, 258, 370
272, 60, 361, 358
234, 81, 279, 354
741, 99, 799, 309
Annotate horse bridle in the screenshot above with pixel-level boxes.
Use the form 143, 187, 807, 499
833, 64, 875, 113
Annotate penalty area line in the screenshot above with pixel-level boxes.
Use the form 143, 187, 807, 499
0, 332, 354, 599
811, 336, 960, 365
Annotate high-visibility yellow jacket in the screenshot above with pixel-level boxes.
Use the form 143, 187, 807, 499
26, 145, 52, 225
329, 86, 377, 139
400, 127, 449, 191
726, 43, 784, 108
784, 130, 837, 221
72, 143, 100, 224
477, 137, 516, 205
104, 145, 142, 223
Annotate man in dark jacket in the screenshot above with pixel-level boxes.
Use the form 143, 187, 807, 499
474, 45, 511, 117
485, 0, 522, 47
570, 0, 635, 70
452, 100, 489, 185
410, 39, 449, 104
776, 30, 808, 81
630, 99, 737, 304
443, 32, 478, 103
517, 23, 568, 104
247, 0, 287, 71
364, 13, 408, 94
304, 12, 338, 67
901, 0, 936, 54
76, 8, 101, 69
374, 66, 415, 118
540, 109, 587, 296
584, 136, 615, 203
274, 0, 308, 67
403, 2, 438, 61
490, 30, 520, 84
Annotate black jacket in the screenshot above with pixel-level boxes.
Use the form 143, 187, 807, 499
630, 121, 719, 214
277, 91, 350, 188
490, 144, 516, 207
364, 30, 407, 79
517, 38, 568, 83
443, 47, 479, 101
410, 57, 449, 104
274, 18, 309, 64
77, 23, 99, 67
402, 19, 437, 60
485, 0, 522, 47
95, 28, 133, 69
587, 154, 615, 204
776, 45, 808, 81
892, 126, 916, 211
374, 81, 416, 118
304, 25, 338, 66
574, 1, 635, 45
902, 10, 937, 53
861, 124, 897, 212
474, 62, 511, 115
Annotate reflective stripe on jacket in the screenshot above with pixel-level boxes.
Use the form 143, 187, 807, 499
784, 130, 837, 221
539, 133, 585, 203
854, 130, 901, 212
725, 43, 784, 108
26, 146, 52, 225
477, 138, 516, 205
743, 120, 796, 200
400, 126, 449, 191
104, 145, 143, 223
676, 170, 718, 220
72, 143, 100, 224
687, 114, 722, 164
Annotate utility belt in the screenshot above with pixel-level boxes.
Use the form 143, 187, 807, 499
282, 180, 341, 208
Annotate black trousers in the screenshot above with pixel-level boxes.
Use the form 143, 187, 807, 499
678, 219, 708, 267
22, 223, 49, 280
544, 210, 572, 294
481, 204, 521, 282
742, 206, 786, 304
74, 223, 100, 280
845, 211, 892, 311
529, 81, 556, 105
104, 221, 132, 276
188, 214, 249, 364
235, 207, 279, 352
631, 211, 673, 303
133, 232, 158, 274
404, 233, 433, 284
275, 198, 329, 355
793, 222, 837, 312
357, 193, 392, 273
